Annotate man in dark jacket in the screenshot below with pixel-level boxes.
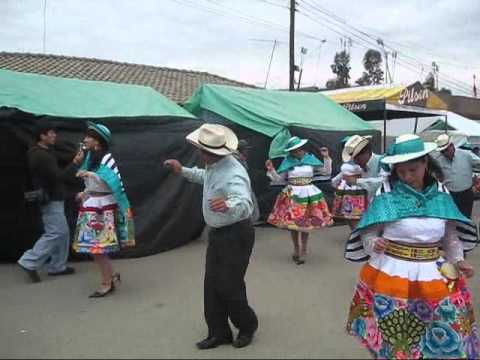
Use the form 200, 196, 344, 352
18, 123, 84, 282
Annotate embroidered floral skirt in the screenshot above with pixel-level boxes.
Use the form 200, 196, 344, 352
347, 259, 479, 359
332, 189, 368, 220
73, 195, 123, 254
267, 184, 333, 231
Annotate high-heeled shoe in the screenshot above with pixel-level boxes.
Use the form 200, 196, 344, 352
112, 272, 121, 286
89, 282, 115, 298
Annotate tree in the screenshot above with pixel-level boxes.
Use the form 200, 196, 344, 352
438, 87, 452, 95
325, 78, 339, 90
356, 49, 384, 86
328, 50, 351, 89
423, 72, 436, 91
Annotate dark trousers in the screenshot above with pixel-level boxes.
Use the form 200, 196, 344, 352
204, 219, 258, 339
451, 187, 474, 219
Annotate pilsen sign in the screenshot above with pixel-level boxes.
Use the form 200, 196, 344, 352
398, 82, 430, 107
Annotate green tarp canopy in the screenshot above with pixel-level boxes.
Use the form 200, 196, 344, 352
184, 84, 374, 157
0, 69, 195, 119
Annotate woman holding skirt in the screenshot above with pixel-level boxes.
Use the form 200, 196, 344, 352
345, 134, 479, 359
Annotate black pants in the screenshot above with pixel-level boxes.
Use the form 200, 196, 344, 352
450, 187, 474, 219
204, 219, 258, 339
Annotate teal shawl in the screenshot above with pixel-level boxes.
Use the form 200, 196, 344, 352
277, 153, 323, 173
356, 181, 469, 231
345, 180, 477, 262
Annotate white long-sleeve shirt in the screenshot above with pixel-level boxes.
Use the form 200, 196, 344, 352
181, 155, 253, 228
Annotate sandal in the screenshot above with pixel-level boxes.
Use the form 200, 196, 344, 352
89, 282, 115, 298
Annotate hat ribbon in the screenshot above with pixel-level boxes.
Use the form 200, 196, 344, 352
386, 138, 425, 156
198, 139, 227, 149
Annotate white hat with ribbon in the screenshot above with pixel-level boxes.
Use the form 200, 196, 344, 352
342, 135, 373, 162
381, 134, 437, 164
284, 136, 308, 152
186, 123, 238, 156
435, 133, 452, 152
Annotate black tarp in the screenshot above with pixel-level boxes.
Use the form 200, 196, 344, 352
198, 109, 381, 221
0, 109, 206, 261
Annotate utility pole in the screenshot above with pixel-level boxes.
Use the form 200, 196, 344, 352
296, 47, 308, 90
264, 40, 278, 88
377, 38, 391, 84
432, 62, 439, 90
289, 0, 296, 91
42, 0, 47, 53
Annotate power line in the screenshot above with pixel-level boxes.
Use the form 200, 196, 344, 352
297, 0, 475, 93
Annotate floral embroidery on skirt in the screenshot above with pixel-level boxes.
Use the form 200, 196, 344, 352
268, 184, 333, 231
347, 276, 479, 359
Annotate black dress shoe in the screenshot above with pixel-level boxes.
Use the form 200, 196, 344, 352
196, 336, 232, 350
48, 266, 75, 276
232, 333, 254, 348
18, 263, 41, 283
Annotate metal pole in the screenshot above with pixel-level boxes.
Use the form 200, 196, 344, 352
383, 99, 387, 152
289, 0, 296, 91
414, 117, 418, 134
264, 40, 277, 89
296, 69, 303, 90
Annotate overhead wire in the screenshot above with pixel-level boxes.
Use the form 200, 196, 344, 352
298, 0, 475, 93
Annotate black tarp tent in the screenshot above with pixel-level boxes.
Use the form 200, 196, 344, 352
183, 84, 381, 220
0, 69, 205, 261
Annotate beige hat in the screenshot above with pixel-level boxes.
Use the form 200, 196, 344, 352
186, 123, 238, 156
381, 134, 437, 164
342, 135, 373, 162
435, 133, 452, 151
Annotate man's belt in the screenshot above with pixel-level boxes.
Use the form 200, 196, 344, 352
288, 177, 313, 186
385, 240, 440, 262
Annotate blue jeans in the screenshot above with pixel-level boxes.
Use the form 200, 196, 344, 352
18, 201, 70, 273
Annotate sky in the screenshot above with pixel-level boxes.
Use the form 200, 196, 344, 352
1, 0, 479, 96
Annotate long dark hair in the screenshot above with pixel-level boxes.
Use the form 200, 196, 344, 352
389, 154, 444, 188
86, 129, 109, 171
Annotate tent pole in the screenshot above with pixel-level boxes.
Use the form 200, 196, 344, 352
414, 117, 418, 134
383, 98, 387, 152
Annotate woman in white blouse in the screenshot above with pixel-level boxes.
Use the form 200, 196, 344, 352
345, 134, 478, 359
265, 136, 333, 265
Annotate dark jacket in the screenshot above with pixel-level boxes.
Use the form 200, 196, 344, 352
27, 145, 78, 201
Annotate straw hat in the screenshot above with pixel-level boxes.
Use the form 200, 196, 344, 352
186, 123, 238, 156
435, 133, 452, 152
342, 135, 372, 162
87, 121, 111, 144
284, 136, 308, 152
381, 134, 437, 164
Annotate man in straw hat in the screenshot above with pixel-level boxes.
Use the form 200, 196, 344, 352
432, 133, 480, 218
164, 124, 258, 350
332, 134, 388, 199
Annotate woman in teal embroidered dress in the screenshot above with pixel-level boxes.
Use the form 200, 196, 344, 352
266, 136, 333, 264
73, 122, 135, 298
345, 134, 479, 359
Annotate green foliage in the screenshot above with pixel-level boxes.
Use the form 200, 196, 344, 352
328, 50, 351, 89
356, 49, 384, 86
